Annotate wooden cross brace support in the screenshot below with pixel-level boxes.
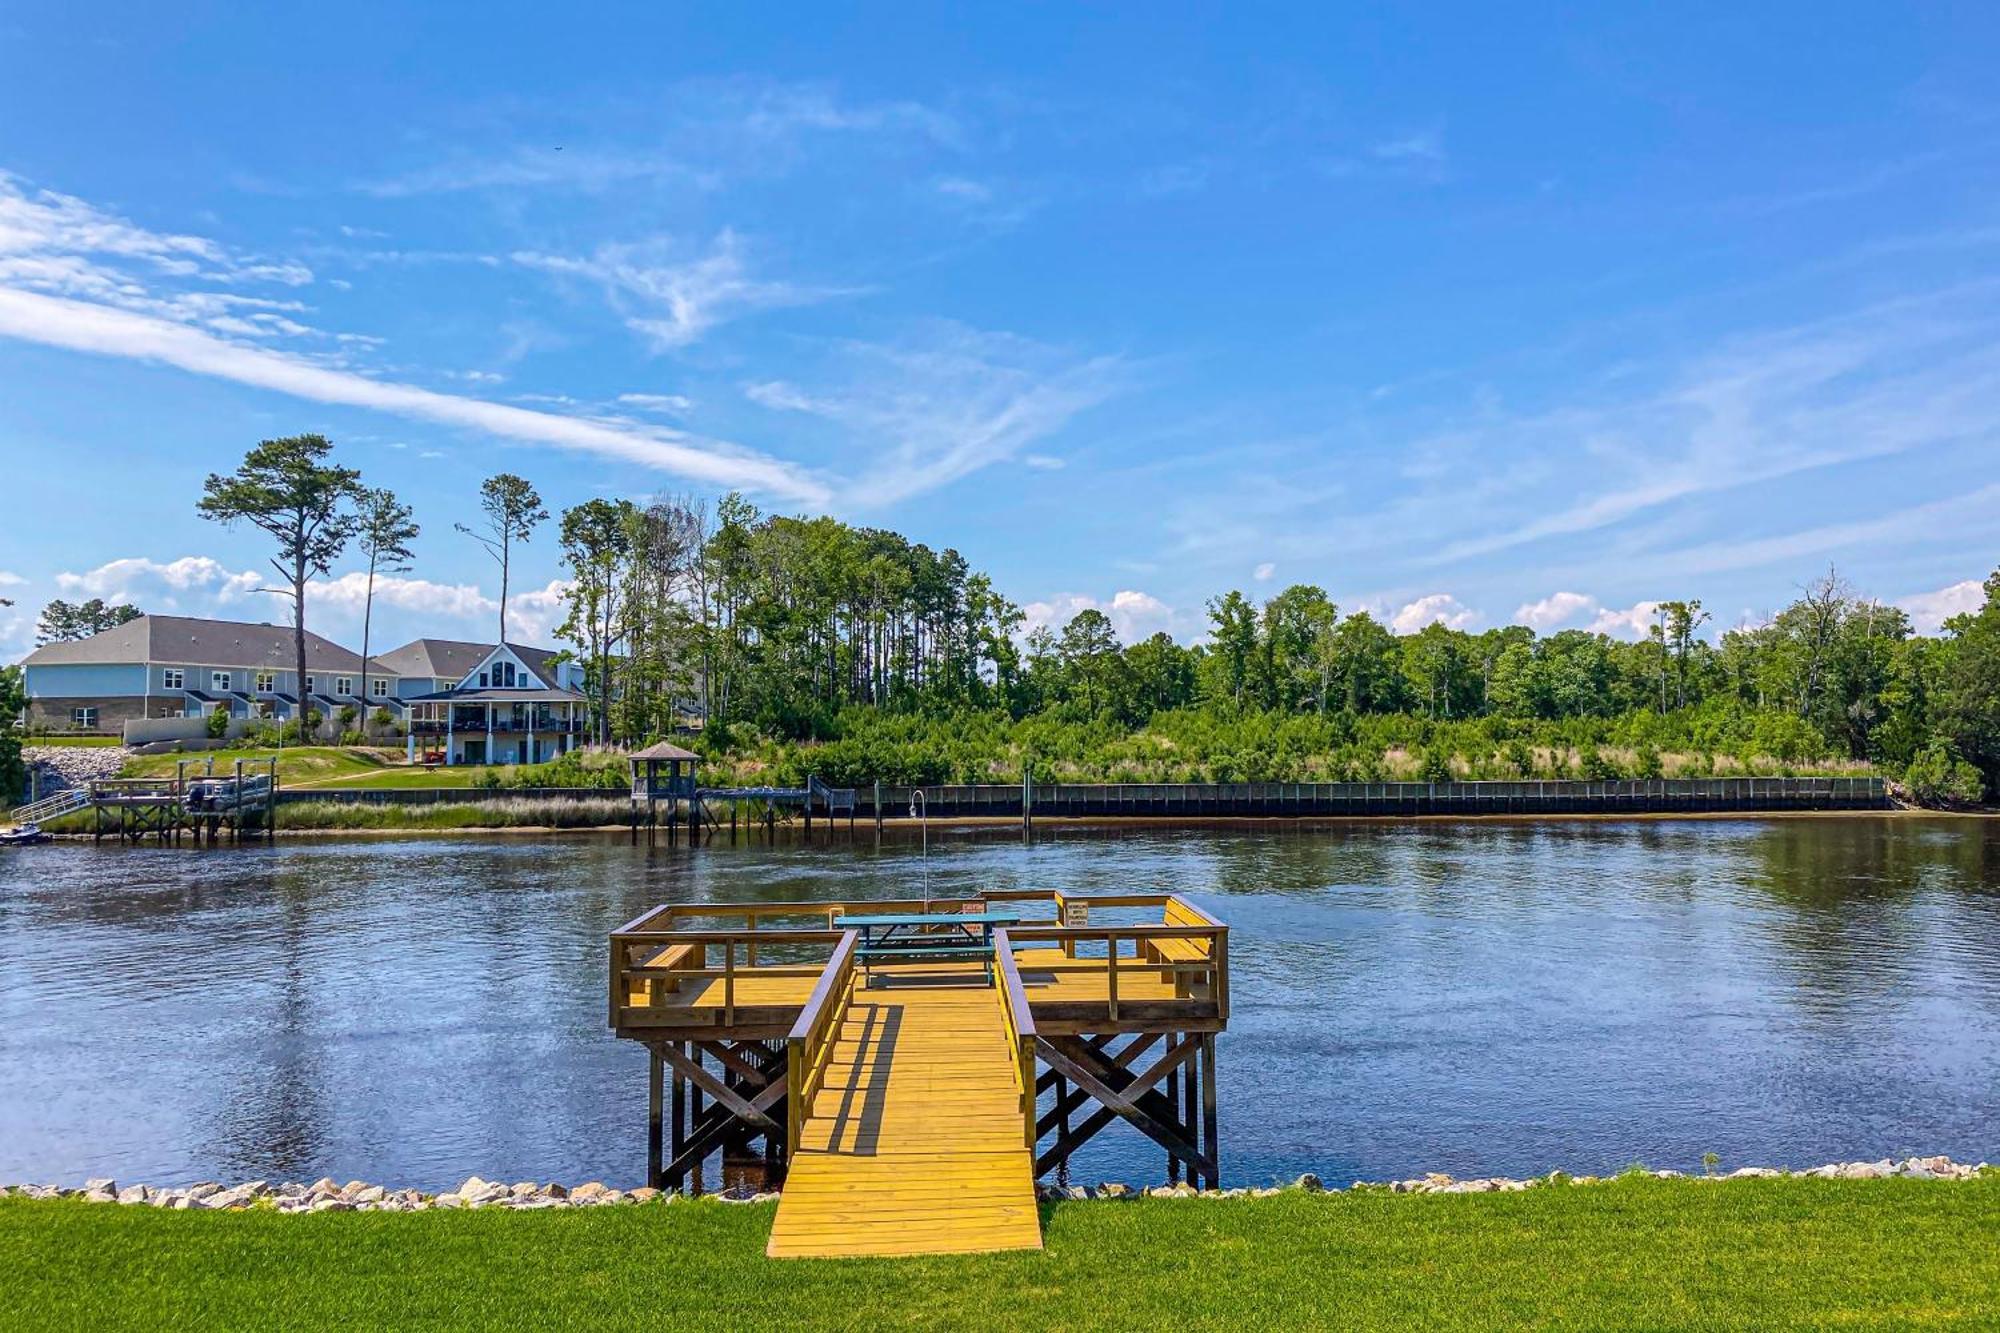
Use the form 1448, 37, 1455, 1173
660, 1042, 785, 1131
651, 1041, 790, 1190
1034, 1034, 1216, 1185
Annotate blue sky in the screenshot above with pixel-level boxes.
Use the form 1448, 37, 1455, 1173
3, 3, 1998, 661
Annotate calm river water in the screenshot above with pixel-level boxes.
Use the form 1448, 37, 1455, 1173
2, 816, 1996, 1190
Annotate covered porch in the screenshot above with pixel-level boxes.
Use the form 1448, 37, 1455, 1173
404, 688, 586, 765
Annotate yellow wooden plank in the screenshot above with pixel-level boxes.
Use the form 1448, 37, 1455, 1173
769, 972, 1042, 1259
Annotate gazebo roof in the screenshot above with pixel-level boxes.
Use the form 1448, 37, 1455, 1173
630, 741, 701, 762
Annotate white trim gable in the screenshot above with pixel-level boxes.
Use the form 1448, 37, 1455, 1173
456, 644, 545, 691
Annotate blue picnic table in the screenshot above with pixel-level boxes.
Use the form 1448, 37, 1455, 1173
836, 909, 1020, 985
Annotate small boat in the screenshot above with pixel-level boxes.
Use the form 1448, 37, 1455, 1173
0, 822, 49, 847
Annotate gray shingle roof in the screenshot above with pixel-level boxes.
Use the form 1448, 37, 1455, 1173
373, 638, 566, 685
20, 615, 381, 672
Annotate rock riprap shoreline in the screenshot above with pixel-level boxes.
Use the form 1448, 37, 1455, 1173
3, 1157, 1987, 1213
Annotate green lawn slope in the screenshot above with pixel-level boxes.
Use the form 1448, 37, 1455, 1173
4, 1177, 1996, 1330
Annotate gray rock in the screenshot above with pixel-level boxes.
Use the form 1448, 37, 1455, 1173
116, 1185, 150, 1205
84, 1178, 116, 1195
1293, 1173, 1325, 1193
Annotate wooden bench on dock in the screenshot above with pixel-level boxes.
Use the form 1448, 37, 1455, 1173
634, 942, 700, 1000
1143, 900, 1217, 995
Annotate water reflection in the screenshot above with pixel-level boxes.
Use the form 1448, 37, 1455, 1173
0, 816, 1995, 1190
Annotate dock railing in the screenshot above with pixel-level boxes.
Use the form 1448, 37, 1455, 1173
785, 931, 860, 1158
610, 891, 1226, 1030
994, 929, 1038, 1147
609, 907, 847, 1028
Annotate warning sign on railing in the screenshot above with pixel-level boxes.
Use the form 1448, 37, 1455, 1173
1062, 900, 1089, 927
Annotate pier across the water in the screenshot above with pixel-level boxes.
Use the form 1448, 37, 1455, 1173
20, 758, 280, 844
609, 891, 1226, 1259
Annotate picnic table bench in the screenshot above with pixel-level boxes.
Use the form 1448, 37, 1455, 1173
836, 909, 1020, 985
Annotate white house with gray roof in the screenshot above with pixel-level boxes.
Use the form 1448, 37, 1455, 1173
391, 640, 588, 765
15, 618, 587, 761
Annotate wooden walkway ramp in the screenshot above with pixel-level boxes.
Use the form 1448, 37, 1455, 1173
768, 972, 1042, 1259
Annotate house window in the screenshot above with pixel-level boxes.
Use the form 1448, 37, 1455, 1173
162, 668, 184, 689
371, 678, 389, 698
255, 672, 275, 693
335, 677, 353, 695
477, 671, 489, 688
212, 671, 231, 692
71, 707, 98, 729
304, 676, 314, 693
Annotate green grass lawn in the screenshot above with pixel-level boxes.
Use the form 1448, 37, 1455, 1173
318, 764, 498, 784
117, 745, 607, 792
119, 744, 398, 786
4, 1179, 1996, 1330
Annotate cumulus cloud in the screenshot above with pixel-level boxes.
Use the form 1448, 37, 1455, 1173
48, 556, 574, 649
1899, 578, 1987, 635
0, 570, 26, 587
58, 556, 267, 610
1514, 591, 1597, 631
1021, 589, 1176, 643
1252, 562, 1276, 582
1390, 593, 1478, 633
1587, 600, 1664, 639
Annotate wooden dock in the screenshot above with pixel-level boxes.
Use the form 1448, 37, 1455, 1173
81, 758, 278, 844
610, 891, 1226, 1259
770, 970, 1041, 1257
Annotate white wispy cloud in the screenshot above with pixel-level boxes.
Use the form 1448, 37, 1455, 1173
515, 229, 845, 351
617, 392, 693, 414
1426, 283, 2000, 567
358, 78, 961, 198
0, 570, 26, 587
0, 287, 828, 503
1643, 482, 2000, 579
1253, 562, 1276, 582
746, 322, 1122, 506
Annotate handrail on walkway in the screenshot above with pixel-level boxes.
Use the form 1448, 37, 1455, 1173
785, 931, 860, 1157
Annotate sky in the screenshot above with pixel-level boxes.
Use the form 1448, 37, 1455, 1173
2, 3, 1998, 663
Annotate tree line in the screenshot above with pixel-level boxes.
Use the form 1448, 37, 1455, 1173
545, 486, 1997, 803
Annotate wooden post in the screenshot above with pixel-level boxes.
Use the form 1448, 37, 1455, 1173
670, 1049, 686, 1189
647, 1045, 664, 1189
874, 780, 883, 834
1182, 1040, 1198, 1185
1201, 1033, 1219, 1189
